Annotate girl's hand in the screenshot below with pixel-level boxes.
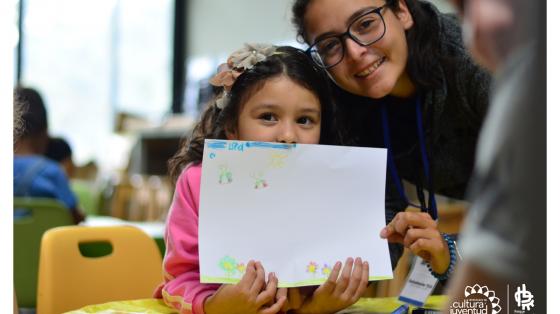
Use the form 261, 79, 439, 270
204, 260, 287, 314
279, 287, 305, 312
293, 257, 369, 314
380, 211, 450, 274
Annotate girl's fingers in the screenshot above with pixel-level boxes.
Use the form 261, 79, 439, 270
276, 288, 289, 311
256, 272, 278, 306
406, 229, 445, 260
250, 261, 266, 296
409, 238, 440, 259
317, 261, 342, 295
393, 212, 436, 235
276, 287, 287, 302
333, 257, 354, 296
410, 240, 450, 273
342, 257, 363, 297
238, 260, 256, 289
352, 261, 370, 302
380, 225, 405, 243
287, 287, 304, 310
403, 228, 440, 248
259, 296, 287, 314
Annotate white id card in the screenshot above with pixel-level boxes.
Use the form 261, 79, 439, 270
398, 256, 438, 306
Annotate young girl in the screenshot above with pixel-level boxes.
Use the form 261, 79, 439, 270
155, 44, 369, 314
291, 0, 491, 279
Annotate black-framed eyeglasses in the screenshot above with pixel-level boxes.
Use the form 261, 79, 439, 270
306, 4, 389, 69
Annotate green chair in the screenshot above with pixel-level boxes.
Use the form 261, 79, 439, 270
71, 180, 101, 216
14, 197, 74, 309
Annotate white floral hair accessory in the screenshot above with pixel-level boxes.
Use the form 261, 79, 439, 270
209, 43, 278, 109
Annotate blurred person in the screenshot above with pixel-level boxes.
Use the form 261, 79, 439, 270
13, 101, 24, 142
45, 137, 76, 178
445, 0, 545, 311
13, 100, 22, 314
13, 86, 85, 224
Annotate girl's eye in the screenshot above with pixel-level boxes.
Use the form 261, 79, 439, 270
317, 38, 341, 56
352, 14, 381, 35
359, 20, 372, 30
297, 116, 316, 125
259, 113, 277, 122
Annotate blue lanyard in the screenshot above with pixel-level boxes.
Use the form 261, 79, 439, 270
381, 97, 438, 220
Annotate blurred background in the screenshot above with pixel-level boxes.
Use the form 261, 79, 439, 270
12, 0, 455, 221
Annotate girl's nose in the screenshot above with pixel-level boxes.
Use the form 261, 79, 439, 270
344, 37, 368, 62
277, 123, 297, 144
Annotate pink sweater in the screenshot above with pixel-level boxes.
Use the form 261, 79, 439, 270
154, 164, 220, 314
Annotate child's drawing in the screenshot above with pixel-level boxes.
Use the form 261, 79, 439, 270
218, 165, 233, 184
251, 172, 268, 189
269, 153, 288, 169
218, 256, 238, 277
236, 262, 246, 274
218, 256, 247, 278
306, 262, 318, 276
321, 264, 332, 277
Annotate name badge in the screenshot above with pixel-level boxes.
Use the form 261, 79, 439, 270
399, 256, 438, 306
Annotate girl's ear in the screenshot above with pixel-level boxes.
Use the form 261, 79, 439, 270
396, 0, 414, 30
225, 127, 237, 140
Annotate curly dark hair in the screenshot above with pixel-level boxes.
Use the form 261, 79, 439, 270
168, 45, 341, 183
14, 86, 49, 138
292, 0, 446, 91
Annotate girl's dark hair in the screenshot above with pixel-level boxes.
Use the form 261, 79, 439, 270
292, 0, 446, 91
168, 45, 340, 183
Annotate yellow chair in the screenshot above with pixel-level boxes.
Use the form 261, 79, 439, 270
36, 226, 163, 314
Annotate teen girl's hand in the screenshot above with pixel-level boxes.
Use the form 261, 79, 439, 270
292, 258, 369, 314
380, 211, 450, 274
203, 260, 286, 314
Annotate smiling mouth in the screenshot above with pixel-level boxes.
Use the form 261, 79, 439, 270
355, 57, 386, 78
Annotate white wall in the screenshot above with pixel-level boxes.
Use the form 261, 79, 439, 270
187, 0, 297, 59
187, 0, 456, 60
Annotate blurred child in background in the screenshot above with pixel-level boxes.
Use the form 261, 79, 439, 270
45, 136, 76, 178
13, 86, 84, 224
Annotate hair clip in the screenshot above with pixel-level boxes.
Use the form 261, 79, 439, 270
209, 43, 278, 109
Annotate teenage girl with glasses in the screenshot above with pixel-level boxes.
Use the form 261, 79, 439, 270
292, 0, 492, 281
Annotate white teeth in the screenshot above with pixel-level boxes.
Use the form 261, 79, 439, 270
356, 57, 385, 77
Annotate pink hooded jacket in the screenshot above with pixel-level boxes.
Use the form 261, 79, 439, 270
154, 164, 220, 314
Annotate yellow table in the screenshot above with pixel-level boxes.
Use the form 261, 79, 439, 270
66, 299, 174, 314
67, 296, 446, 314
340, 295, 446, 313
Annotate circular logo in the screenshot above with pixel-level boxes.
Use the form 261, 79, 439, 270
449, 284, 501, 314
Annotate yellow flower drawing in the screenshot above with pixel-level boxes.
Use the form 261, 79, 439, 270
322, 264, 332, 277
219, 256, 237, 276
269, 153, 288, 168
306, 262, 318, 274
236, 263, 246, 274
